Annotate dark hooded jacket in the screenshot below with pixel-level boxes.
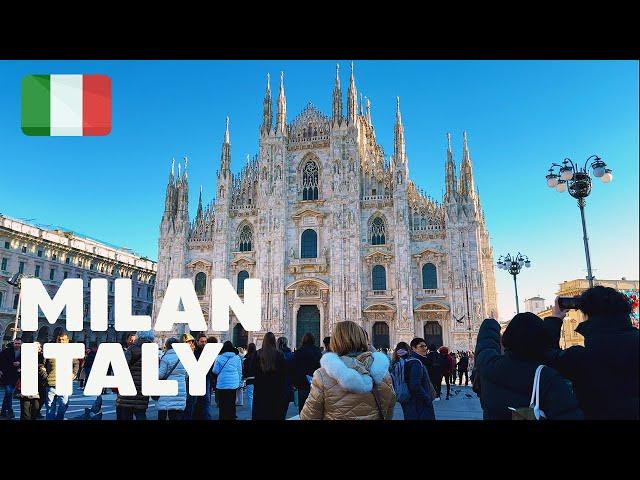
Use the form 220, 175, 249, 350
116, 332, 155, 410
293, 344, 322, 389
544, 314, 639, 420
475, 316, 583, 420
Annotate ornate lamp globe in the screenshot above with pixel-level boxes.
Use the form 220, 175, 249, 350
601, 169, 613, 183
546, 173, 559, 188
560, 166, 573, 181
525, 260, 531, 268
555, 182, 567, 193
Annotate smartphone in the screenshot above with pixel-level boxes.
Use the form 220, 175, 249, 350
558, 296, 581, 310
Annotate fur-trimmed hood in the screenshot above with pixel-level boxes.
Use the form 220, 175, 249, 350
319, 351, 390, 394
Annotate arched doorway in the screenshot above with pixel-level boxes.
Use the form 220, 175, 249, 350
423, 321, 443, 349
297, 305, 320, 348
372, 322, 390, 349
232, 323, 248, 348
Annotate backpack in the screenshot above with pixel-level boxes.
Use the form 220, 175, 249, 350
390, 357, 423, 403
430, 352, 443, 370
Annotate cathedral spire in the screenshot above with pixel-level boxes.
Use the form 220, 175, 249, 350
459, 130, 476, 199
365, 96, 372, 126
332, 63, 342, 125
347, 62, 358, 125
394, 96, 406, 162
261, 73, 272, 135
219, 116, 231, 177
276, 71, 287, 135
359, 92, 364, 116
196, 185, 203, 220
445, 132, 458, 203
164, 158, 176, 215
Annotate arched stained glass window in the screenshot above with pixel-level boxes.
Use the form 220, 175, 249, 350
238, 225, 253, 252
195, 272, 206, 296
370, 217, 386, 245
372, 265, 386, 291
301, 229, 317, 259
302, 161, 319, 200
237, 270, 249, 294
422, 263, 437, 289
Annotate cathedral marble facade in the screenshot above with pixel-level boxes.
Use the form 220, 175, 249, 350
152, 65, 498, 351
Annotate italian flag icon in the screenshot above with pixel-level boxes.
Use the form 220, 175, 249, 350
21, 74, 111, 136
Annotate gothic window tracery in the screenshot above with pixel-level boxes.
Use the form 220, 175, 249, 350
302, 161, 319, 200
370, 217, 386, 245
238, 224, 253, 252
237, 270, 249, 294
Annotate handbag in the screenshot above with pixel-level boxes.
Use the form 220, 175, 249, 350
151, 355, 180, 402
510, 365, 547, 420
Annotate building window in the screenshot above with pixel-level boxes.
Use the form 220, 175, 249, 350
137, 287, 141, 297
0, 291, 3, 308
372, 265, 386, 291
370, 217, 386, 245
37, 250, 43, 257
301, 229, 317, 259
90, 262, 95, 270
49, 268, 55, 280
238, 224, 253, 252
65, 257, 70, 264
34, 265, 41, 277
195, 272, 206, 296
13, 294, 19, 309
63, 271, 68, 279
3, 241, 9, 249
422, 263, 437, 289
21, 246, 27, 253
302, 160, 319, 200
1, 258, 7, 271
237, 270, 249, 294
52, 254, 57, 261
18, 262, 24, 274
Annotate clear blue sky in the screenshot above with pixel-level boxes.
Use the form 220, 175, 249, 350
1, 60, 638, 321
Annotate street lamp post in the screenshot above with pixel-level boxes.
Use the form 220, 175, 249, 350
496, 253, 531, 314
545, 155, 612, 288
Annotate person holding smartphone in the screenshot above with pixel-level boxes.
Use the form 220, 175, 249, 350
544, 286, 639, 420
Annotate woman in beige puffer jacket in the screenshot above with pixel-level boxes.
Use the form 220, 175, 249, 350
300, 321, 396, 420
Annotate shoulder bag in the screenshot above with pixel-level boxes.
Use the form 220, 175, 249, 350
509, 365, 547, 420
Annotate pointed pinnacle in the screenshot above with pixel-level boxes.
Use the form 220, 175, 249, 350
396, 96, 402, 124
335, 63, 340, 84
224, 116, 230, 143
171, 157, 175, 176
280, 71, 284, 90
447, 132, 452, 152
266, 73, 271, 93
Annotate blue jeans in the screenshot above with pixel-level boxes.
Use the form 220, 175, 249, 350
46, 387, 69, 420
2, 385, 15, 415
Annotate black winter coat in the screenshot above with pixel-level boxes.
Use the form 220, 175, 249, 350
292, 344, 322, 390
251, 350, 286, 420
458, 355, 469, 372
0, 346, 20, 386
544, 314, 639, 420
116, 341, 150, 410
475, 319, 583, 420
424, 351, 442, 380
242, 353, 257, 386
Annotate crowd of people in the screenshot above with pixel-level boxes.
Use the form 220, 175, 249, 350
0, 285, 637, 420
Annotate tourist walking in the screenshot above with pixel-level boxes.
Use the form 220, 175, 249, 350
390, 340, 436, 420
116, 330, 154, 420
156, 337, 187, 420
251, 332, 287, 420
437, 346, 452, 400
19, 342, 48, 420
449, 352, 457, 385
192, 333, 213, 420
457, 352, 469, 386
425, 344, 444, 399
300, 321, 396, 420
45, 332, 80, 420
474, 314, 583, 420
212, 341, 242, 420
0, 337, 22, 419
277, 337, 295, 417
293, 333, 322, 414
242, 343, 257, 415
544, 287, 639, 419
